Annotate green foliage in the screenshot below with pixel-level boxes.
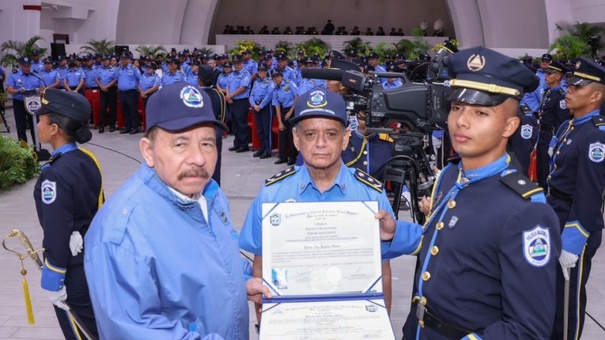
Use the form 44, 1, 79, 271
196, 47, 215, 57
294, 38, 331, 58
135, 45, 167, 57
550, 35, 591, 61
373, 42, 397, 61
554, 21, 604, 58
229, 40, 263, 60
342, 37, 371, 56
80, 39, 115, 55
0, 36, 47, 67
0, 136, 39, 190
275, 40, 294, 57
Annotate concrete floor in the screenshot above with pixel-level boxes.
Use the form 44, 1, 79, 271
0, 108, 604, 339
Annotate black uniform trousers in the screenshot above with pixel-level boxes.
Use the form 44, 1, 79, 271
99, 86, 117, 128
53, 263, 99, 340
548, 195, 603, 340
12, 99, 35, 144
277, 106, 297, 162
119, 89, 140, 130
537, 125, 555, 190
230, 98, 250, 150
254, 105, 272, 155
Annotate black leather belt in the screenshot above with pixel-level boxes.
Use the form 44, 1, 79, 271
549, 187, 573, 203
417, 303, 472, 339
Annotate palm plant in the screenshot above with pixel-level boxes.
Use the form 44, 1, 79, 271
136, 45, 168, 57
229, 40, 263, 60
80, 39, 115, 55
341, 37, 371, 56
374, 42, 397, 61
553, 21, 604, 58
0, 36, 47, 67
275, 40, 294, 57
550, 35, 591, 61
294, 38, 330, 58
196, 47, 215, 57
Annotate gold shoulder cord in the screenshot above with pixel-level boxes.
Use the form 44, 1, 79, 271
345, 137, 368, 167
79, 148, 105, 208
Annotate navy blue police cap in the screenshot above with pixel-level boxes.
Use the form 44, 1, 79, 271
145, 82, 226, 132
368, 52, 379, 59
569, 57, 605, 86
257, 64, 268, 71
36, 89, 91, 124
18, 56, 32, 65
242, 50, 252, 55
276, 52, 288, 60
43, 57, 52, 64
263, 54, 272, 61
447, 46, 539, 106
223, 62, 232, 68
541, 53, 553, 61
232, 55, 243, 63
546, 60, 567, 74
271, 69, 282, 77
291, 87, 347, 126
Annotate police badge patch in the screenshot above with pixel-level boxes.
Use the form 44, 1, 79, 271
588, 142, 605, 163
520, 124, 533, 140
523, 225, 551, 267
559, 99, 567, 109
41, 180, 57, 204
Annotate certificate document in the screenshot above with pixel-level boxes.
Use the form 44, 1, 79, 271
260, 201, 395, 340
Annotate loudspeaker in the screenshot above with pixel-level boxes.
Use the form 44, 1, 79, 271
114, 45, 129, 56
50, 43, 66, 61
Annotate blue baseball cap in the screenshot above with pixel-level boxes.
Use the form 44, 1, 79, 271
447, 46, 539, 106
145, 83, 226, 132
290, 87, 348, 126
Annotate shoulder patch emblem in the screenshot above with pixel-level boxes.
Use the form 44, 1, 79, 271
520, 124, 533, 140
41, 180, 57, 204
523, 225, 551, 267
559, 99, 567, 109
265, 166, 296, 186
354, 168, 383, 192
589, 142, 605, 163
500, 171, 543, 199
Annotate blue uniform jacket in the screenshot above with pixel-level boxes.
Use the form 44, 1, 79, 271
6, 69, 44, 100
39, 69, 60, 88
342, 130, 394, 182
239, 163, 422, 259
298, 78, 326, 95
547, 110, 605, 254
217, 72, 231, 91
396, 155, 561, 340
161, 71, 185, 88
34, 143, 102, 291
139, 72, 160, 92
64, 68, 85, 87
85, 164, 250, 340
538, 85, 570, 129
248, 78, 274, 108
116, 64, 141, 91
271, 80, 298, 108
83, 67, 98, 88
96, 66, 117, 87
228, 69, 251, 100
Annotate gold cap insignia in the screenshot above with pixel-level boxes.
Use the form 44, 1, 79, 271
467, 54, 486, 72
576, 60, 582, 70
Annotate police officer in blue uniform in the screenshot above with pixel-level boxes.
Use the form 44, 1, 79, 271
536, 60, 570, 189
6, 56, 44, 144
30, 48, 45, 74
116, 53, 141, 134
184, 60, 200, 87
33, 89, 102, 339
274, 52, 297, 83
272, 70, 299, 165
226, 55, 252, 152
161, 58, 185, 87
139, 61, 160, 107
95, 54, 118, 133
82, 55, 98, 90
508, 106, 539, 176
242, 50, 258, 80
297, 57, 326, 94
56, 55, 69, 89
547, 57, 605, 340
63, 59, 85, 95
249, 64, 274, 159
240, 87, 423, 326
381, 46, 561, 340
40, 57, 60, 89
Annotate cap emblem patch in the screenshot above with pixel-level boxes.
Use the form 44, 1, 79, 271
180, 86, 204, 108
307, 90, 328, 108
467, 54, 485, 72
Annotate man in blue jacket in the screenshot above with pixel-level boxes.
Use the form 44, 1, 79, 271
85, 82, 270, 339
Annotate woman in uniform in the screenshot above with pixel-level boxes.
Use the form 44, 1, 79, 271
34, 88, 102, 340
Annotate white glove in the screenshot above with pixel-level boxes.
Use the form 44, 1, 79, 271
69, 231, 83, 256
47, 286, 69, 311
559, 250, 579, 281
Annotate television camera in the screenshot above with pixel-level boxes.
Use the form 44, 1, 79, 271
300, 44, 456, 223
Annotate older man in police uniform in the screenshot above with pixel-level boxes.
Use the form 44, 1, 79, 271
240, 87, 423, 327
382, 47, 562, 339
548, 57, 605, 340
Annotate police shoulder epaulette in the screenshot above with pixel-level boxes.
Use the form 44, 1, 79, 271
354, 168, 383, 192
592, 116, 605, 130
500, 171, 543, 200
557, 88, 566, 96
378, 133, 394, 143
265, 166, 296, 186
447, 157, 461, 165
40, 153, 62, 170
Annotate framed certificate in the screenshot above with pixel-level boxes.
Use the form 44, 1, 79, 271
260, 201, 395, 339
